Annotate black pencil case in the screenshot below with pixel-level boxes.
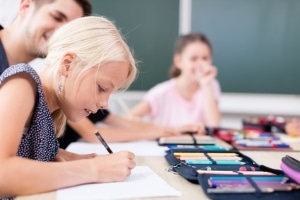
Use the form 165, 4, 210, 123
165, 148, 300, 199
164, 148, 282, 183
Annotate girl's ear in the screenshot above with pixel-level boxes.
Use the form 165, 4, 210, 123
173, 54, 182, 69
60, 52, 76, 77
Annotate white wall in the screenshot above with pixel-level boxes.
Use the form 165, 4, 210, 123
0, 0, 19, 27
0, 0, 44, 71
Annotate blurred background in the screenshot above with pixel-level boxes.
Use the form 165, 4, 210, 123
1, 0, 299, 128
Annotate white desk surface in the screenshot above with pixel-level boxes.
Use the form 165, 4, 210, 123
16, 140, 300, 200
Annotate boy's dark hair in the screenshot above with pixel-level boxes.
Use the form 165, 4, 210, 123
34, 0, 92, 16
169, 32, 212, 78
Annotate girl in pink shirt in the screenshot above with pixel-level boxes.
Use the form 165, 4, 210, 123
129, 32, 221, 134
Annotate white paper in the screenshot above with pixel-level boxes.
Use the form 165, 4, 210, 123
66, 140, 168, 156
56, 166, 181, 200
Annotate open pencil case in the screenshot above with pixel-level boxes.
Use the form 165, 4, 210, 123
165, 148, 282, 183
198, 173, 300, 200
208, 127, 294, 151
165, 148, 300, 199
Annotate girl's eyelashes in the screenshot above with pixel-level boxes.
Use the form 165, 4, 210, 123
98, 85, 106, 93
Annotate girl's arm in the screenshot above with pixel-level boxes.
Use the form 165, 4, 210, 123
67, 113, 174, 143
198, 64, 221, 127
201, 83, 221, 127
0, 74, 135, 196
0, 152, 135, 196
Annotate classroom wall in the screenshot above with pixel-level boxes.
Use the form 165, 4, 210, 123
92, 0, 300, 95
0, 0, 19, 26
90, 0, 179, 90
2, 0, 298, 95
192, 0, 300, 94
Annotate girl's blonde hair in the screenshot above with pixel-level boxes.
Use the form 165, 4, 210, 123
41, 16, 137, 137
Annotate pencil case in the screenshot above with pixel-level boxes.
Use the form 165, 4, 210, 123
165, 148, 300, 199
281, 155, 300, 184
198, 173, 300, 200
164, 148, 282, 183
208, 127, 294, 151
242, 117, 272, 132
242, 116, 286, 133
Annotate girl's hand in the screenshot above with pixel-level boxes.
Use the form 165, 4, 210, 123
91, 151, 136, 182
55, 148, 97, 162
171, 123, 206, 135
285, 119, 300, 137
196, 62, 217, 86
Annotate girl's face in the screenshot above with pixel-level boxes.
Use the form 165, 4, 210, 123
175, 41, 212, 80
61, 61, 130, 122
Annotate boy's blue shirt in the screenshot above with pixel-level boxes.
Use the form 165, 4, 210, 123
0, 25, 9, 74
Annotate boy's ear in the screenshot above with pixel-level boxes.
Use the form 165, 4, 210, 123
19, 0, 33, 17
60, 52, 76, 77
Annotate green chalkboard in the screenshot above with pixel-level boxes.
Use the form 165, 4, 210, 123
192, 0, 300, 94
90, 0, 179, 90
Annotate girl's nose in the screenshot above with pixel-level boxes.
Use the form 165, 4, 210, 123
96, 100, 108, 110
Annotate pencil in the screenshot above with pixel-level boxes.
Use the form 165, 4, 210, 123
95, 131, 113, 154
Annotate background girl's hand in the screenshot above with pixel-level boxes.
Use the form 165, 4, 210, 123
285, 119, 300, 137
197, 62, 217, 86
171, 123, 205, 135
91, 151, 136, 182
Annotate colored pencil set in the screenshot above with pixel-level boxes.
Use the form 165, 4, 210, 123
167, 144, 227, 151
207, 175, 300, 194
174, 152, 247, 166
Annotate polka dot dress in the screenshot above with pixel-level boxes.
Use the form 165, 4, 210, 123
0, 64, 59, 200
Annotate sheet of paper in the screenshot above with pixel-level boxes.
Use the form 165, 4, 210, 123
56, 166, 181, 200
66, 140, 168, 156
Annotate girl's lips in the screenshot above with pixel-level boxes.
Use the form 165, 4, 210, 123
84, 109, 92, 116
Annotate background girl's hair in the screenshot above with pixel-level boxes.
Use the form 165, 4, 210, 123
169, 32, 213, 78
41, 16, 137, 137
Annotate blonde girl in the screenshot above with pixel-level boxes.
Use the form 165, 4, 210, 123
0, 16, 137, 199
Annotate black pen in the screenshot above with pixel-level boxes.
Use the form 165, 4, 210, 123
95, 131, 113, 154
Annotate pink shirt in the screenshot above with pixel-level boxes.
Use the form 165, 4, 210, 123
144, 79, 221, 127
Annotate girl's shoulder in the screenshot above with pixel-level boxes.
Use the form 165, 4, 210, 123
146, 79, 176, 96
0, 63, 40, 85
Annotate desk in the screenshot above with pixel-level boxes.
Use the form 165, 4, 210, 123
16, 150, 300, 200
16, 156, 203, 200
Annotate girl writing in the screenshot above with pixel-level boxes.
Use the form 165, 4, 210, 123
0, 16, 137, 199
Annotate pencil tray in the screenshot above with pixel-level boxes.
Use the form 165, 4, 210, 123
242, 116, 286, 133
164, 148, 283, 183
209, 127, 294, 151
198, 174, 300, 200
